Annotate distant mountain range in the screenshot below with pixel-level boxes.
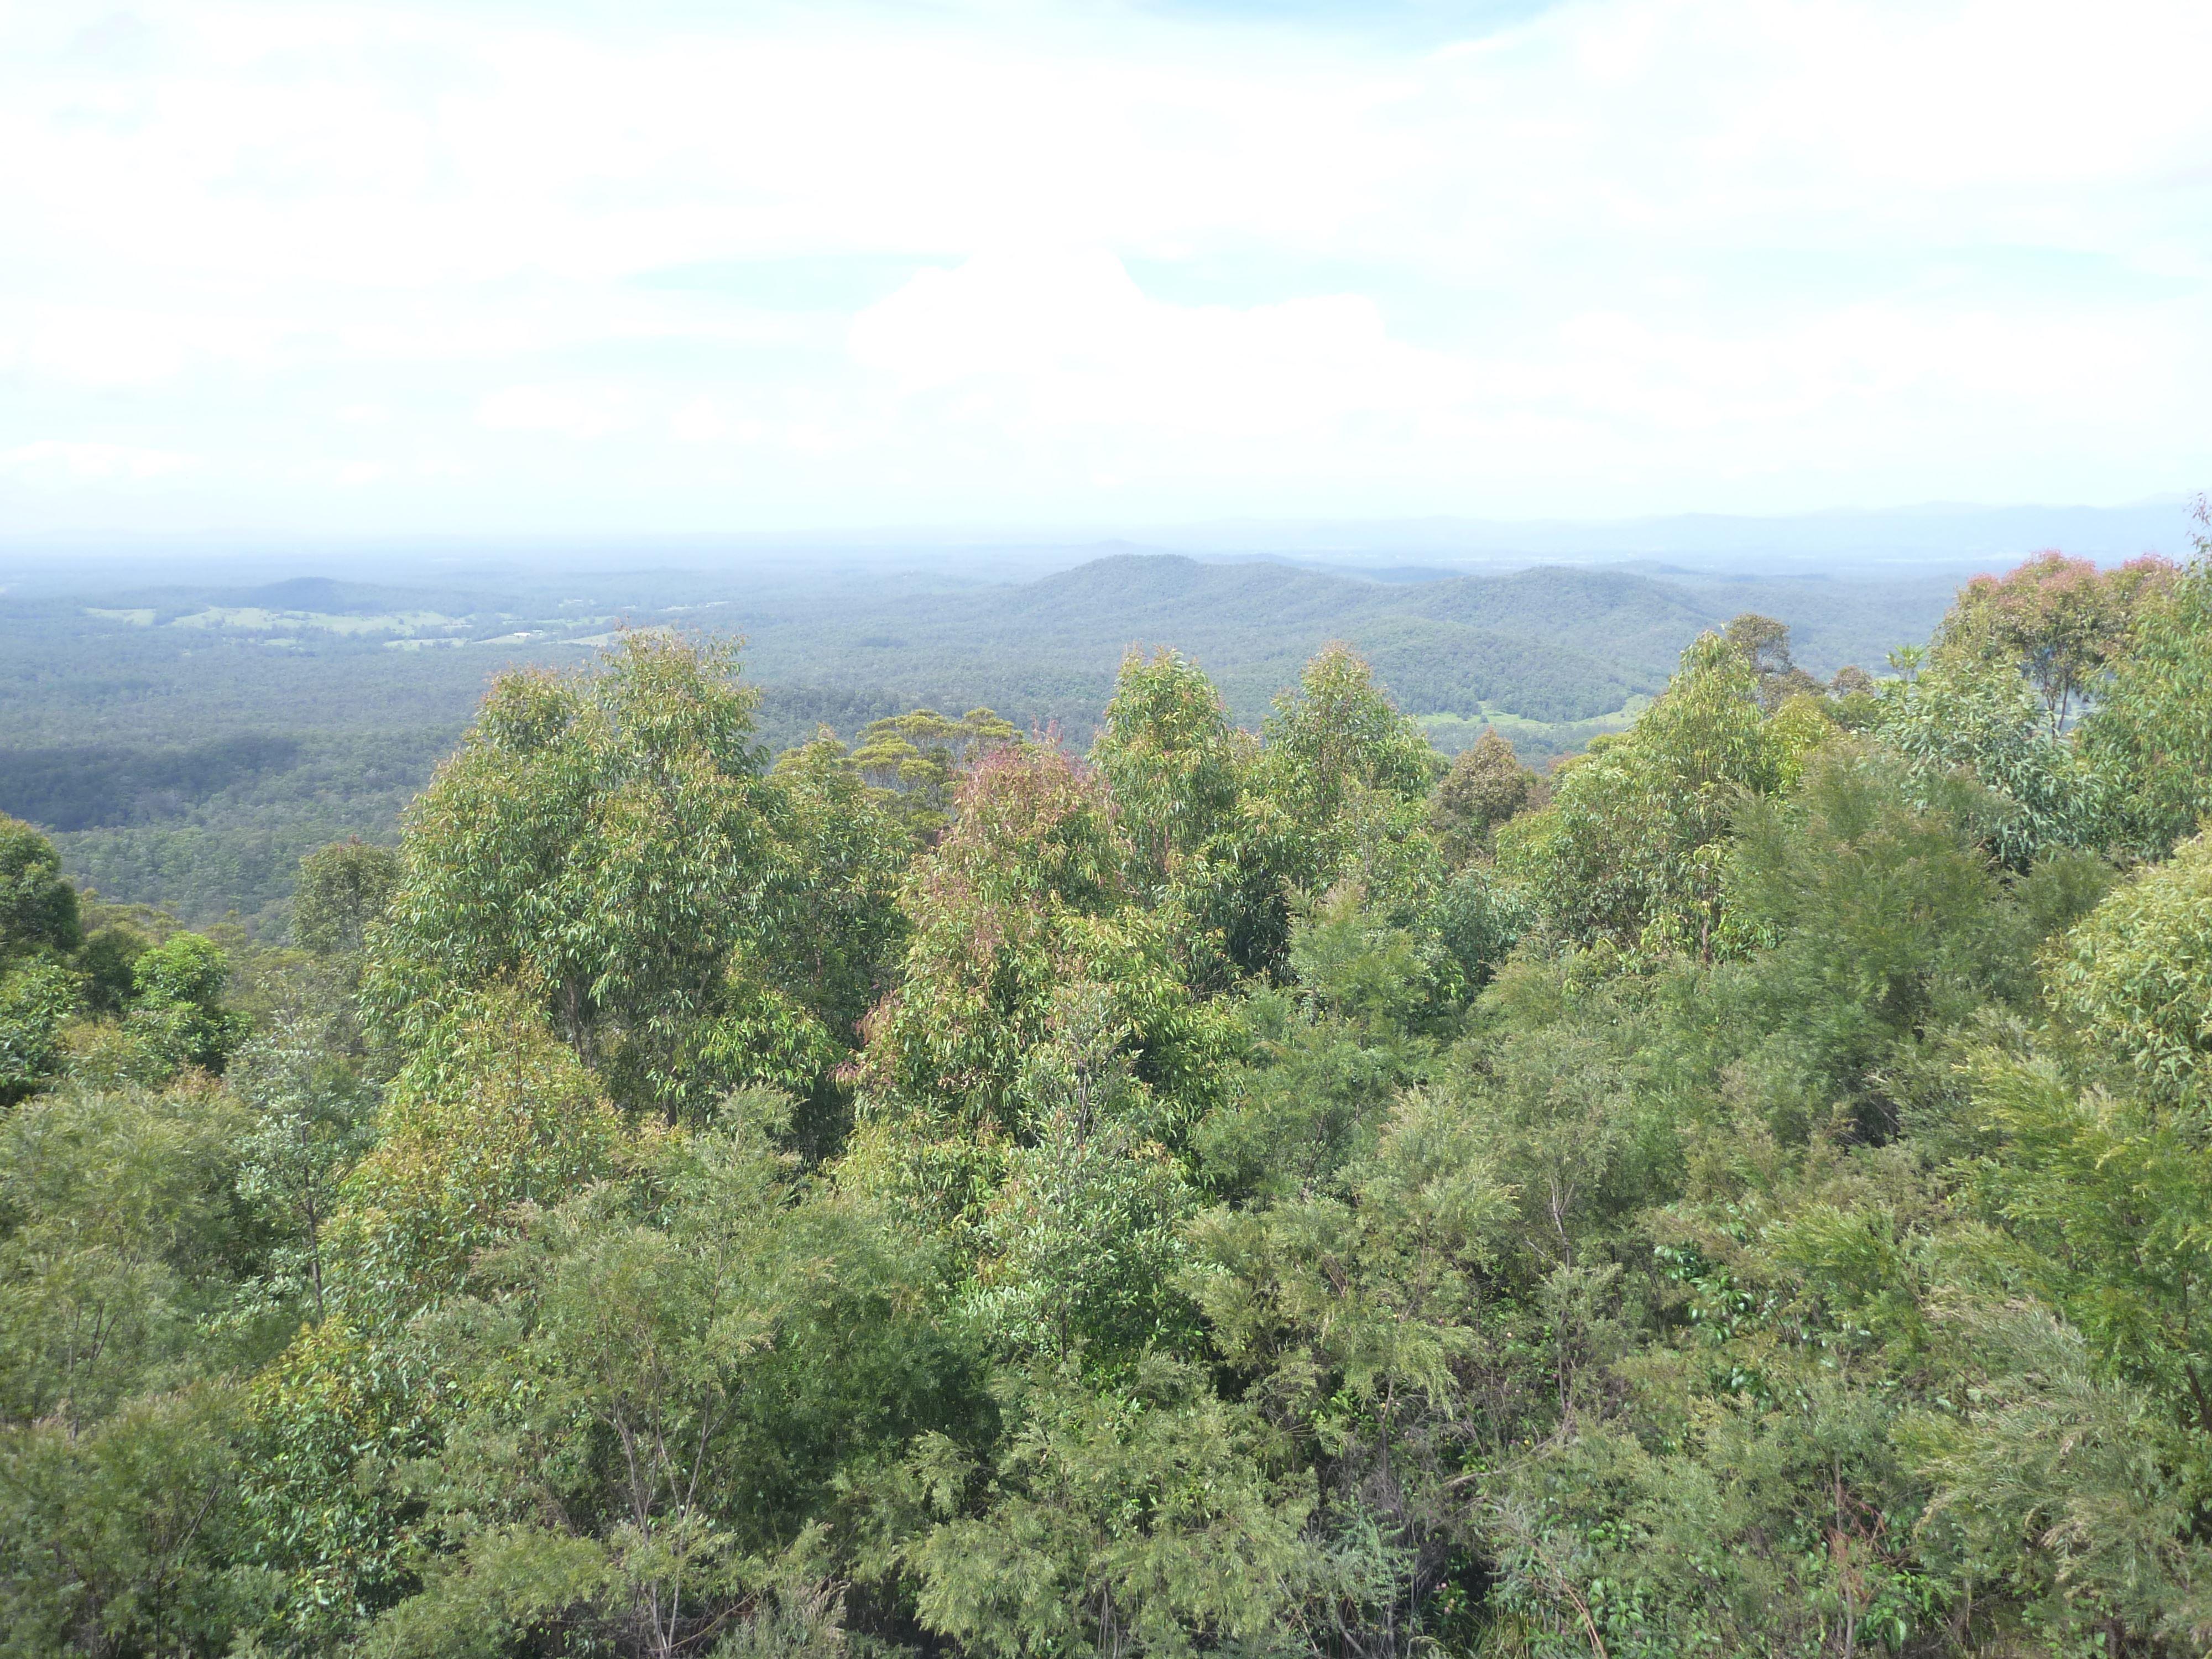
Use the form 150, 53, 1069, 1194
1126, 498, 2201, 568
3, 497, 2195, 591
731, 552, 1960, 729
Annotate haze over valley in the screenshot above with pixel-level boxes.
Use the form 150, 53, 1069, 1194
12, 498, 2181, 926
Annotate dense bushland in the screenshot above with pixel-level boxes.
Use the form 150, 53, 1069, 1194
2, 524, 2210, 1658
1, 554, 1952, 927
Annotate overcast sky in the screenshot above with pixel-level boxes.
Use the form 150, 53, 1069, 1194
4, 0, 2208, 535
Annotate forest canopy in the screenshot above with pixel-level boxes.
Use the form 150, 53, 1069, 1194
3, 520, 2211, 1658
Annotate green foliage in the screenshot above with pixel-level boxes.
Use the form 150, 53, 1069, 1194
1723, 611, 1824, 711
334, 984, 629, 1317
0, 1078, 254, 1428
126, 931, 248, 1075
1428, 728, 1535, 865
2048, 831, 2212, 1102
1258, 642, 1438, 835
1190, 1086, 1512, 1528
0, 958, 82, 1105
0, 1072, 276, 1657
1720, 744, 2021, 1136
2, 556, 2209, 1658
0, 1385, 257, 1659
1233, 646, 1462, 991
965, 993, 1202, 1369
1487, 1370, 1939, 1659
1500, 630, 1780, 957
366, 1114, 820, 1657
846, 706, 1021, 840
755, 727, 916, 1072
231, 1007, 380, 1318
1194, 889, 1456, 1203
1431, 859, 1530, 994
2081, 505, 2212, 856
1954, 1045, 2212, 1415
363, 635, 902, 1120
293, 837, 401, 958
1875, 649, 2106, 868
359, 1107, 980, 1658
75, 917, 150, 1015
236, 989, 632, 1646
1909, 1312, 2212, 1648
0, 812, 82, 963
875, 1355, 1317, 1659
1938, 549, 2177, 735
1090, 649, 1240, 890
240, 1314, 450, 1646
849, 745, 1230, 1239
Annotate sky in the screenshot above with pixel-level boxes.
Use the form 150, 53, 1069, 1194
3, 0, 2209, 537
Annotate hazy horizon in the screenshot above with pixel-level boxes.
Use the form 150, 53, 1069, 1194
2, 497, 2198, 594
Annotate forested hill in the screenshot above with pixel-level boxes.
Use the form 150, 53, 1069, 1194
761, 553, 1662, 725
733, 552, 1950, 728
1, 535, 2208, 1657
1, 550, 1956, 924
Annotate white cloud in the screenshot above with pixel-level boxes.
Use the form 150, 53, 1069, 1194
850, 246, 1458, 438
1, 0, 2205, 528
7, 305, 278, 385
828, 242, 2201, 512
1, 440, 195, 481
475, 384, 633, 440
668, 398, 765, 446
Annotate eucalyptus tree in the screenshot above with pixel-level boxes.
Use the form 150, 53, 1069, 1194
0, 814, 80, 967
1498, 630, 1793, 959
293, 838, 401, 962
845, 743, 1230, 1244
2081, 504, 2212, 857
0, 816, 87, 1103
1936, 549, 2177, 737
1428, 729, 1537, 867
363, 634, 905, 1122
1091, 648, 1241, 890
